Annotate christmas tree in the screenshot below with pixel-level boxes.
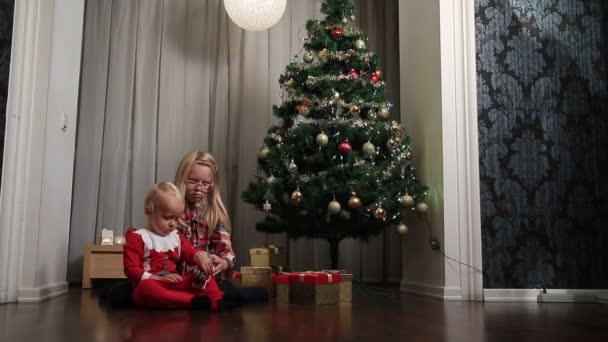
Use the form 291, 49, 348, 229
242, 0, 428, 269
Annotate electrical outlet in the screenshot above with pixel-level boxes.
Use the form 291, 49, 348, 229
60, 112, 68, 132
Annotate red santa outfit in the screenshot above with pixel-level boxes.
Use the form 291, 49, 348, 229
123, 228, 224, 310
179, 205, 236, 274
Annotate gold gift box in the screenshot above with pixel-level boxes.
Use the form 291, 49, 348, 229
249, 246, 285, 267
339, 274, 352, 302
288, 273, 341, 305
241, 266, 272, 298
321, 270, 352, 302
274, 274, 290, 303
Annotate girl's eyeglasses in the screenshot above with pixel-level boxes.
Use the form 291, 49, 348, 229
185, 179, 213, 191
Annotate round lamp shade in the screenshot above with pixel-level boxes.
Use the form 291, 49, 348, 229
224, 0, 287, 31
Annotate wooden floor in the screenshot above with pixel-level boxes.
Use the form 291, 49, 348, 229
1, 287, 607, 341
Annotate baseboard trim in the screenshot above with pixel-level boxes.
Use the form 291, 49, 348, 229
18, 282, 69, 303
400, 280, 462, 300
484, 288, 608, 302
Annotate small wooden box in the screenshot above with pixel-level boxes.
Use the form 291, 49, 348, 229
82, 244, 126, 289
250, 246, 285, 267
240, 266, 272, 297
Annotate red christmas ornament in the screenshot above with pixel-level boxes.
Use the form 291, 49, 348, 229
339, 141, 352, 154
370, 74, 380, 84
331, 27, 344, 40
349, 69, 359, 78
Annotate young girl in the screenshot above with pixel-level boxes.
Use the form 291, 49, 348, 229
174, 151, 236, 278
123, 182, 227, 310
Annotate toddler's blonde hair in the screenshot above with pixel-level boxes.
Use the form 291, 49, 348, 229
144, 182, 183, 212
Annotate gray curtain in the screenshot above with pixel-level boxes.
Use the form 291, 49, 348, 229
68, 0, 401, 283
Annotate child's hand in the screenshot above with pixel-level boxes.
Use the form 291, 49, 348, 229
209, 254, 229, 276
152, 273, 183, 283
196, 252, 214, 275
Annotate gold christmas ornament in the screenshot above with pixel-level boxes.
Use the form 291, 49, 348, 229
374, 207, 385, 219
355, 39, 366, 50
362, 142, 375, 156
328, 200, 342, 214
342, 17, 348, 23
258, 146, 269, 159
348, 193, 361, 209
396, 223, 408, 235
416, 202, 429, 214
350, 15, 356, 21
349, 104, 361, 115
377, 106, 390, 119
366, 110, 377, 120
401, 194, 415, 208
317, 49, 329, 62
286, 78, 295, 88
375, 69, 383, 78
316, 132, 329, 146
303, 51, 314, 63
267, 175, 276, 184
291, 190, 303, 203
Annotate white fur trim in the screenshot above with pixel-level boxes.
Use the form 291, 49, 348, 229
135, 229, 181, 253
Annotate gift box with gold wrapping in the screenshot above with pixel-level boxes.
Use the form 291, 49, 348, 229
323, 270, 352, 302
249, 245, 285, 267
240, 266, 272, 298
273, 274, 290, 303
288, 272, 342, 305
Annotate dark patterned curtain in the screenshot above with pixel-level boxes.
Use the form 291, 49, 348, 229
476, 0, 608, 288
0, 0, 14, 189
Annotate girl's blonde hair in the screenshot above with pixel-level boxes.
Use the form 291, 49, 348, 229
144, 182, 183, 211
175, 151, 232, 233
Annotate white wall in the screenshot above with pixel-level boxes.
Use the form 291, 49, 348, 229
0, 0, 84, 303
398, 0, 446, 294
399, 0, 483, 300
